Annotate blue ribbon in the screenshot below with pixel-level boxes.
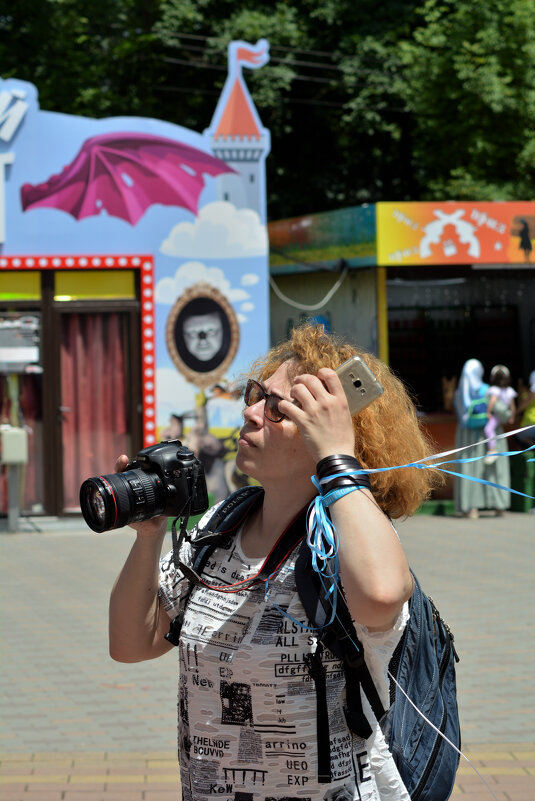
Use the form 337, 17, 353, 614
268, 440, 535, 637
313, 443, 535, 501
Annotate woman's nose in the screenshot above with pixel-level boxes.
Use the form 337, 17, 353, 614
243, 398, 265, 425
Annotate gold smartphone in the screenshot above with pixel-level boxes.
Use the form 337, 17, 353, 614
335, 356, 384, 415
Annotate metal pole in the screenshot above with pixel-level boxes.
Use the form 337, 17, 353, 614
376, 266, 389, 365
7, 464, 20, 532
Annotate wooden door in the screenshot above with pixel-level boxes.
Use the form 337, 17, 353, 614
59, 311, 138, 512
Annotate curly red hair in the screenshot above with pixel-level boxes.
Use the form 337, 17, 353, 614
250, 324, 442, 518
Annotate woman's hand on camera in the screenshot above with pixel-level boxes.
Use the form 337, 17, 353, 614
115, 454, 129, 474
115, 454, 168, 539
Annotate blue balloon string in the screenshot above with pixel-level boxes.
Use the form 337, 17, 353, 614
265, 438, 535, 639
314, 442, 535, 501
420, 467, 535, 499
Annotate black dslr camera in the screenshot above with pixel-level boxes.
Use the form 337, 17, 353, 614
79, 440, 209, 533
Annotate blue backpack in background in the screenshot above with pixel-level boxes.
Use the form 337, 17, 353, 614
465, 384, 489, 428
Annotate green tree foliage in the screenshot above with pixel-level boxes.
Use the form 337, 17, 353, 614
0, 0, 164, 118
1, 0, 534, 218
400, 0, 535, 200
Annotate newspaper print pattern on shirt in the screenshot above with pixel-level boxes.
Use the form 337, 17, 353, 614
159, 522, 410, 801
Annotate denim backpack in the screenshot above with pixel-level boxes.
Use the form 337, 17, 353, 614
167, 486, 461, 801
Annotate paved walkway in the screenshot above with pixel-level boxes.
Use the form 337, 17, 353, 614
1, 510, 534, 799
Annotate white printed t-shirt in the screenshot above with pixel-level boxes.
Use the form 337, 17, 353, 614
159, 510, 410, 801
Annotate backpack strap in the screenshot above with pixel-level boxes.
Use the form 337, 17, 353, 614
196, 485, 265, 543
295, 541, 387, 782
171, 485, 264, 568
329, 585, 387, 728
303, 643, 331, 783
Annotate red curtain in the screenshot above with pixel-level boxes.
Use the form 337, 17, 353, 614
61, 313, 130, 511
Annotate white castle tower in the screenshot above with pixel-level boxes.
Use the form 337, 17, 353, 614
205, 39, 271, 222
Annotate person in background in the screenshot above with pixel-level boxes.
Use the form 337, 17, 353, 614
160, 413, 185, 441
518, 219, 532, 263
515, 370, 535, 446
453, 359, 511, 518
484, 365, 517, 464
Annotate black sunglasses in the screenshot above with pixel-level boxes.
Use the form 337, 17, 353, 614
244, 379, 287, 422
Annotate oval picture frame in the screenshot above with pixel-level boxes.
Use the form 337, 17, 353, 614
165, 282, 240, 389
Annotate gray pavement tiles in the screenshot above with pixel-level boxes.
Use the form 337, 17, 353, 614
1, 511, 534, 755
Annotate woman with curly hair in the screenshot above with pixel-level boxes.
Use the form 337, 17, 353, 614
109, 324, 441, 801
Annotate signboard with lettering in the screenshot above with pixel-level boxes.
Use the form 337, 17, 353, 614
376, 201, 535, 266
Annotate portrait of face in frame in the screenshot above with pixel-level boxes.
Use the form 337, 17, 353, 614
165, 283, 240, 388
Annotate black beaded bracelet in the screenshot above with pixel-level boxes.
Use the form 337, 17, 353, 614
316, 454, 371, 493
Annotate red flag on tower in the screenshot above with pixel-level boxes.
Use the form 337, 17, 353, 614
235, 42, 269, 69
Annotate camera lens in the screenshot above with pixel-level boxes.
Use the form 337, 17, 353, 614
86, 483, 107, 526
79, 469, 166, 532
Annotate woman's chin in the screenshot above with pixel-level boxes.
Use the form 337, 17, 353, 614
236, 451, 258, 480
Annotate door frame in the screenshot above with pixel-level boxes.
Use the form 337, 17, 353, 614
45, 298, 143, 516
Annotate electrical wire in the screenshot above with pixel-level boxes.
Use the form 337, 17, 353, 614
269, 266, 348, 311
163, 56, 228, 73
160, 31, 338, 60
162, 40, 345, 72
154, 83, 370, 109
161, 32, 402, 80
162, 55, 341, 85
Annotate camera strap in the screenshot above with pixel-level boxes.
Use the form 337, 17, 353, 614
171, 485, 308, 593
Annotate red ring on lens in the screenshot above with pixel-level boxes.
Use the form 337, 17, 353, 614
99, 476, 118, 527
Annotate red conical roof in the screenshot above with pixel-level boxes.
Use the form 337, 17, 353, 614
214, 79, 261, 139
